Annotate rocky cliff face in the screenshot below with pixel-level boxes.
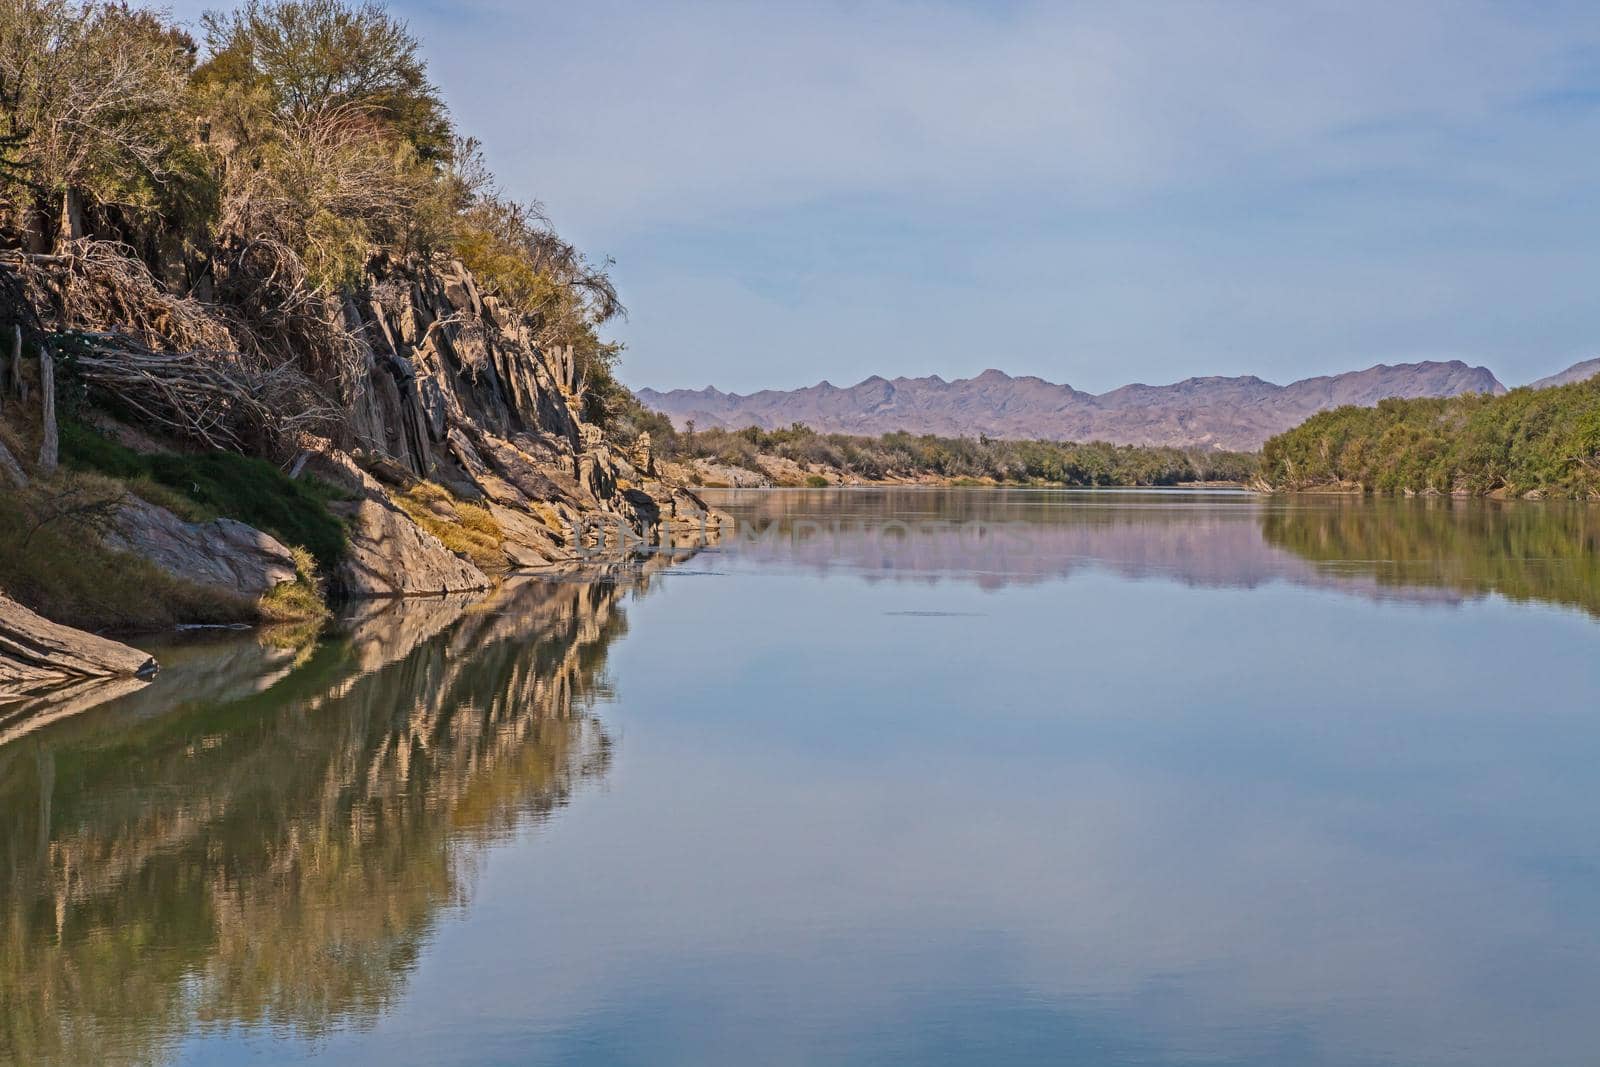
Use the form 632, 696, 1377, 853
314, 256, 717, 595
341, 257, 582, 483
4, 242, 719, 606
0, 246, 720, 697
639, 362, 1507, 451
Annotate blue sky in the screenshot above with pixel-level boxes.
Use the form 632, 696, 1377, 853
164, 0, 1600, 392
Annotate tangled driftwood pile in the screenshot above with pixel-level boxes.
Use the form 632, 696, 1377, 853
67, 334, 343, 450
0, 242, 343, 451
1, 242, 234, 351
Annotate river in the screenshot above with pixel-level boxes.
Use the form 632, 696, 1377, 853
2, 488, 1598, 1066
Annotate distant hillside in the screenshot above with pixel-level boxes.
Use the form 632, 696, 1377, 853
638, 362, 1505, 451
1530, 358, 1600, 390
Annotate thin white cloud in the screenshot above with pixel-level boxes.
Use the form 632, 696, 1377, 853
157, 0, 1600, 391
412, 1, 1590, 225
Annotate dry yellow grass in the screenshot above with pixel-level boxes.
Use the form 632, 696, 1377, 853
257, 546, 330, 623
394, 481, 506, 573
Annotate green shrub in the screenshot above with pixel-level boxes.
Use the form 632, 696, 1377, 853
659, 422, 1258, 487
61, 422, 349, 568
1260, 377, 1600, 497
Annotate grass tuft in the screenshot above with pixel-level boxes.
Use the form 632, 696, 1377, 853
394, 481, 505, 572
258, 546, 330, 623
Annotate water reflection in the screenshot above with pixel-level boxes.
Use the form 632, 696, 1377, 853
3, 491, 1598, 1067
707, 487, 1600, 613
0, 574, 649, 1067
1261, 495, 1600, 617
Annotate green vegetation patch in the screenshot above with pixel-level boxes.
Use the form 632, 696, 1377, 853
1260, 376, 1600, 497
0, 476, 255, 632
61, 422, 349, 569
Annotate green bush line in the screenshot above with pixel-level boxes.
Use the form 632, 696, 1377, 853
1260, 377, 1600, 498
655, 423, 1257, 486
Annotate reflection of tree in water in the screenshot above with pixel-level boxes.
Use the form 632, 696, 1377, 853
714, 487, 1600, 614
0, 576, 646, 1067
1262, 497, 1600, 617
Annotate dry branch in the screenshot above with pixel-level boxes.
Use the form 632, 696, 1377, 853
0, 241, 347, 451
36, 341, 55, 470
0, 241, 236, 351
211, 234, 366, 405
68, 333, 342, 451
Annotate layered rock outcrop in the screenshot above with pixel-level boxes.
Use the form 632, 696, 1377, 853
0, 252, 720, 690
0, 594, 156, 692
310, 453, 492, 596
307, 256, 721, 593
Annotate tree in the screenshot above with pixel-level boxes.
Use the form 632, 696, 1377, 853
218, 102, 425, 287
0, 0, 195, 247
198, 0, 450, 160
193, 1, 465, 289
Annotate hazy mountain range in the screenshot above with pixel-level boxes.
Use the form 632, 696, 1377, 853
1529, 357, 1600, 390
638, 359, 1599, 451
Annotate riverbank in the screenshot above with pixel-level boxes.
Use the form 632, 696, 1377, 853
675, 462, 1251, 490
0, 249, 720, 688
645, 424, 1259, 489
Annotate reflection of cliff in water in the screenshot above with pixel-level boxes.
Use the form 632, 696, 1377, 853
712, 488, 1304, 591
709, 488, 1599, 614
0, 575, 650, 1067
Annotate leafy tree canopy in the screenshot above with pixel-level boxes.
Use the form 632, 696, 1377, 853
197, 0, 450, 160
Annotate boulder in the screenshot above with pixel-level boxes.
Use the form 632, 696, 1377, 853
631, 431, 656, 477
322, 457, 492, 597
104, 498, 299, 597
0, 594, 157, 691
488, 502, 572, 569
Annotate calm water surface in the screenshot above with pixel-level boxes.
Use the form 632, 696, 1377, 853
3, 489, 1600, 1066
